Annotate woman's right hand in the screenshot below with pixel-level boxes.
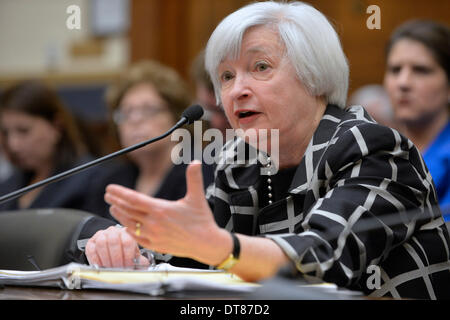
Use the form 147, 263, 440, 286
85, 226, 150, 268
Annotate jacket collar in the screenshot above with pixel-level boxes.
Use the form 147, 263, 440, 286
215, 104, 346, 192
288, 104, 345, 194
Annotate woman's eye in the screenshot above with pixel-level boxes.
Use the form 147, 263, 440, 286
255, 62, 269, 72
413, 65, 432, 74
388, 66, 401, 74
16, 127, 30, 135
220, 71, 234, 82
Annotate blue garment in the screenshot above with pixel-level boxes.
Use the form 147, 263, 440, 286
423, 121, 450, 221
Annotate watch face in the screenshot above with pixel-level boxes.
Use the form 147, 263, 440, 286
217, 233, 241, 270
217, 254, 238, 270
225, 257, 238, 269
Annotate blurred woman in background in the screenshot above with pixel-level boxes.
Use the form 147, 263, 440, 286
86, 60, 215, 221
0, 80, 93, 211
85, 60, 215, 268
190, 50, 231, 137
384, 20, 450, 220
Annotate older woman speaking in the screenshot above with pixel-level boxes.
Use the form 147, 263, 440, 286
85, 1, 449, 299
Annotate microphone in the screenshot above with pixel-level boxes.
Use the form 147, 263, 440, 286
0, 104, 204, 205
180, 104, 204, 125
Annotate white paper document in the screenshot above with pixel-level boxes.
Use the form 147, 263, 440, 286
0, 263, 258, 296
0, 263, 363, 298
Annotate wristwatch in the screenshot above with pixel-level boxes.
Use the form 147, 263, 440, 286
216, 232, 241, 270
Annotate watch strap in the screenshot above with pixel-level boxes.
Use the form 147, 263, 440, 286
230, 232, 240, 259
216, 232, 240, 270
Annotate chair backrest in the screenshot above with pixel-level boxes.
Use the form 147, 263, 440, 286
0, 209, 97, 270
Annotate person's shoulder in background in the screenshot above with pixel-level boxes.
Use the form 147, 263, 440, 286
155, 161, 216, 201
82, 158, 138, 220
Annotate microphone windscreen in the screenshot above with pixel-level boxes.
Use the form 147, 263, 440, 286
182, 104, 204, 124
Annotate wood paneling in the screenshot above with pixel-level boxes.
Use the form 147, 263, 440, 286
129, 0, 250, 81
129, 0, 162, 62
129, 0, 450, 99
310, 0, 450, 95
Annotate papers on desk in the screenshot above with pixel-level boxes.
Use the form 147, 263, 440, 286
0, 263, 258, 296
0, 263, 362, 298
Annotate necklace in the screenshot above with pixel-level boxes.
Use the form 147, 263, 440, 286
266, 156, 273, 205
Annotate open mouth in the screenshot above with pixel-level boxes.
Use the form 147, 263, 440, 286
237, 111, 259, 119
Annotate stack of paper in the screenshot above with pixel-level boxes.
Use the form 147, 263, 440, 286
0, 263, 259, 296
0, 263, 363, 298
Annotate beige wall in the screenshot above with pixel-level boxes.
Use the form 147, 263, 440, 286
0, 0, 128, 80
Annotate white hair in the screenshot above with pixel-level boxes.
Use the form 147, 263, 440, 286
349, 85, 392, 111
349, 84, 394, 120
205, 1, 349, 108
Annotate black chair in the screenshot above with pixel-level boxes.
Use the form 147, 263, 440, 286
0, 209, 115, 271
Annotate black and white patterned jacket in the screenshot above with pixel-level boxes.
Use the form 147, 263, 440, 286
206, 104, 450, 299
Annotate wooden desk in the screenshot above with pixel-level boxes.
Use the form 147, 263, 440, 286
0, 285, 158, 300
0, 275, 363, 301
0, 285, 247, 300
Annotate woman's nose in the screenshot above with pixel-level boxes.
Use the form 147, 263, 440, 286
229, 73, 252, 102
396, 68, 412, 91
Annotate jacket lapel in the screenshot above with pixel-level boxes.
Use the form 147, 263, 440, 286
215, 104, 345, 195
289, 104, 345, 194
